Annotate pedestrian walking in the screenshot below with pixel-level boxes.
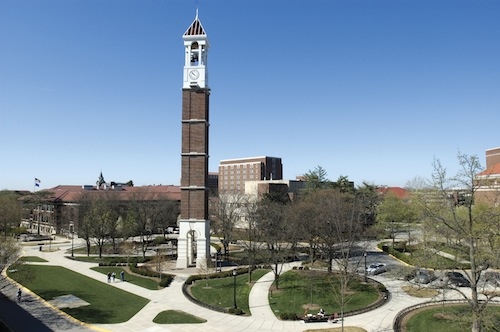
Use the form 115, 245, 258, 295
107, 272, 111, 283
112, 272, 116, 282
17, 288, 22, 302
120, 270, 125, 282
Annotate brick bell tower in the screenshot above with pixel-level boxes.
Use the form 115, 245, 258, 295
176, 12, 211, 269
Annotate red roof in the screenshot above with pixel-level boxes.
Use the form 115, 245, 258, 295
184, 14, 206, 36
376, 186, 409, 199
42, 185, 181, 203
478, 163, 500, 176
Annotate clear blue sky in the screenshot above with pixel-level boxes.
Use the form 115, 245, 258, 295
1, 0, 499, 191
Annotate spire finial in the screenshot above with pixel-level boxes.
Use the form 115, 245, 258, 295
195, 8, 199, 20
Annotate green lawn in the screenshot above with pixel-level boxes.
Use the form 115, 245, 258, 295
189, 269, 270, 315
153, 310, 206, 324
17, 256, 48, 262
269, 270, 380, 318
405, 305, 500, 331
91, 266, 159, 290
379, 242, 470, 269
7, 264, 149, 324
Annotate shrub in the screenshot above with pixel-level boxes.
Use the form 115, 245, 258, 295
279, 312, 299, 320
159, 275, 174, 288
227, 307, 244, 315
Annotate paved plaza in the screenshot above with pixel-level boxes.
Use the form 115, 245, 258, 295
1, 237, 440, 332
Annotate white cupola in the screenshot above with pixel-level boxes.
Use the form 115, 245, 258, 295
182, 11, 209, 89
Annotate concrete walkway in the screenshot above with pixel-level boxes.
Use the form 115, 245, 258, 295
1, 238, 437, 332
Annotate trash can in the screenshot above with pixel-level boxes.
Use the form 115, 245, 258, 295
382, 244, 389, 252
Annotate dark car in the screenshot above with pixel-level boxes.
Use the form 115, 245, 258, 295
445, 271, 471, 287
415, 269, 435, 284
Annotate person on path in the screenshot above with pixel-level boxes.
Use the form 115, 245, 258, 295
17, 288, 22, 302
120, 270, 125, 282
107, 272, 111, 283
111, 272, 116, 282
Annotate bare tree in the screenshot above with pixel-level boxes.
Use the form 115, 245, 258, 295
419, 153, 500, 332
77, 191, 121, 258
237, 198, 263, 283
256, 195, 292, 289
197, 255, 215, 287
127, 192, 160, 259
0, 237, 20, 291
157, 200, 179, 239
76, 191, 95, 256
289, 193, 322, 266
210, 193, 248, 260
89, 198, 119, 258
322, 190, 367, 330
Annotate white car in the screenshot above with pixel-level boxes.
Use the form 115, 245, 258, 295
366, 263, 387, 275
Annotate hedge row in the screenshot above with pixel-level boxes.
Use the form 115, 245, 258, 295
279, 312, 299, 320
129, 264, 174, 288
184, 266, 267, 285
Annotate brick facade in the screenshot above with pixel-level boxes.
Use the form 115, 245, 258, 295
181, 88, 209, 220
486, 147, 500, 169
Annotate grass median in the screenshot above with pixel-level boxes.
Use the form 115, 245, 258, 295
404, 304, 500, 331
7, 264, 149, 324
269, 269, 380, 319
189, 269, 270, 315
91, 266, 160, 290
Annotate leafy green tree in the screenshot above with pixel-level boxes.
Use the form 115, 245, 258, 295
376, 192, 418, 248
356, 182, 380, 227
0, 191, 22, 239
302, 165, 332, 190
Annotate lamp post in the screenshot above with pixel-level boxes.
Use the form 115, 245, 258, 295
363, 252, 367, 282
232, 269, 237, 309
70, 222, 74, 258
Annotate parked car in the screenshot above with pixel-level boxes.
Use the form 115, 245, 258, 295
445, 271, 471, 287
414, 269, 435, 284
483, 271, 500, 286
366, 263, 387, 275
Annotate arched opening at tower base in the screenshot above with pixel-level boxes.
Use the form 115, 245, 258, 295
175, 220, 211, 268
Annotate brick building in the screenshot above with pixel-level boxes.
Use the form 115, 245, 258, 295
20, 182, 180, 236
476, 147, 500, 206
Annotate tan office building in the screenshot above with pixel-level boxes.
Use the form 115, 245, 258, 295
218, 156, 283, 194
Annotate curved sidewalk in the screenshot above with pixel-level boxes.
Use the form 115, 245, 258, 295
4, 239, 431, 332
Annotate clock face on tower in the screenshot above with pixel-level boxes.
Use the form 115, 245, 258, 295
189, 69, 200, 80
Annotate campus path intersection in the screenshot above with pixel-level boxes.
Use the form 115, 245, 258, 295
7, 238, 437, 332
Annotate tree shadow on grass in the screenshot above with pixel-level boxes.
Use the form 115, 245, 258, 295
63, 307, 115, 324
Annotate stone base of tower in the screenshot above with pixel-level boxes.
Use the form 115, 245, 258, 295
176, 219, 211, 269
